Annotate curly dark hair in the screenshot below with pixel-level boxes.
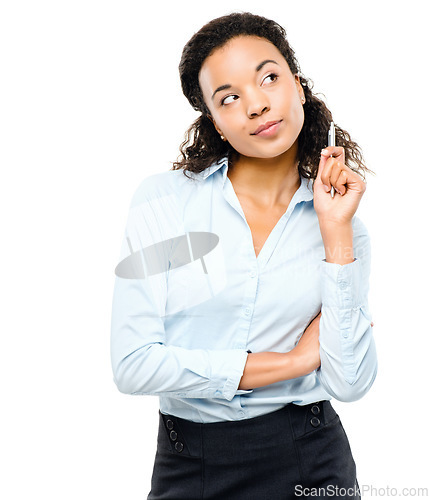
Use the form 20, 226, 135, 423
172, 11, 374, 182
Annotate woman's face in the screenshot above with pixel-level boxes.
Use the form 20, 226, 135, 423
199, 35, 305, 161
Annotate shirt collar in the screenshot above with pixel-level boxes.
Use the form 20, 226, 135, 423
199, 156, 228, 180
200, 156, 314, 203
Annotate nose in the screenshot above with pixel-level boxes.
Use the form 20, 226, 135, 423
246, 89, 270, 118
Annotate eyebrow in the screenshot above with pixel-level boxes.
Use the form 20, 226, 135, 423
211, 59, 280, 101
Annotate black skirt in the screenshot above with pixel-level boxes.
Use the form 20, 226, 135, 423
147, 401, 360, 499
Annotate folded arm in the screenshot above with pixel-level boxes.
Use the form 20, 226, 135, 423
110, 182, 251, 401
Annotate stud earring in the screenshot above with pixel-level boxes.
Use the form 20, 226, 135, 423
220, 134, 226, 141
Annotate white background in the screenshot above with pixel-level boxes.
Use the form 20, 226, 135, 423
1, 1, 428, 498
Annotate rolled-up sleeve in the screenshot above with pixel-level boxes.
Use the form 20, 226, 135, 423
316, 216, 378, 402
110, 179, 249, 401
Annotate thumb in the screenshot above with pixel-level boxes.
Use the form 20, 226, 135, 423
316, 151, 328, 184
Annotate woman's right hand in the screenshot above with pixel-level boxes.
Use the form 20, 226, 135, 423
291, 311, 322, 376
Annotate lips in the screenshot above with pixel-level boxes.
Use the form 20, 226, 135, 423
251, 120, 282, 135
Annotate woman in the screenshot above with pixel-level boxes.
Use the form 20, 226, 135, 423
110, 12, 377, 499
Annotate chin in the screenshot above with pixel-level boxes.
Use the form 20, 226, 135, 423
249, 144, 297, 160
230, 132, 299, 160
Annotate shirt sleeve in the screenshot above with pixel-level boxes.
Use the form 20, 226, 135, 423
316, 216, 378, 402
110, 179, 250, 401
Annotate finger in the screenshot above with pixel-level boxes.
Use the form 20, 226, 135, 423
321, 146, 345, 164
320, 156, 338, 192
334, 164, 366, 195
316, 150, 328, 183
334, 169, 349, 196
330, 162, 347, 196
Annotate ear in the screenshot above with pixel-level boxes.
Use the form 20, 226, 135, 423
294, 74, 305, 102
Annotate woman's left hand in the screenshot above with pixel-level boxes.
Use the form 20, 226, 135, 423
313, 146, 366, 225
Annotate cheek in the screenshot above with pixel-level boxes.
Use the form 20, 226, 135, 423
294, 102, 305, 129
221, 114, 247, 139
286, 94, 304, 130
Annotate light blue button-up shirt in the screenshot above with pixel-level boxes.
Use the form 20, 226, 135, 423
110, 157, 377, 423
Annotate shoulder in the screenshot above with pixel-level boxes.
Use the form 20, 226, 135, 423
130, 168, 197, 208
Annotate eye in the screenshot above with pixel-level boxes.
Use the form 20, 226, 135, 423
262, 73, 279, 85
220, 94, 239, 106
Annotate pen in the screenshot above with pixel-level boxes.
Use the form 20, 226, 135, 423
328, 121, 335, 198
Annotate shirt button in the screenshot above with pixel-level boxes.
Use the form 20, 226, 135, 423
339, 281, 348, 290
342, 331, 349, 338
250, 270, 256, 278
238, 410, 245, 418
244, 307, 251, 316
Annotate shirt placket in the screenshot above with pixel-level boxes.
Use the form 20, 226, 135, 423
219, 176, 258, 350
219, 168, 314, 351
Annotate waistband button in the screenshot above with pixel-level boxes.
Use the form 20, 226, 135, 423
311, 405, 320, 415
166, 419, 174, 430
310, 417, 321, 427
175, 441, 184, 453
170, 430, 178, 441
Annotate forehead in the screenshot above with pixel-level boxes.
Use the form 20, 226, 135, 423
199, 35, 289, 89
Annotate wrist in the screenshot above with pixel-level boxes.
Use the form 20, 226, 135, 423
319, 221, 354, 265
318, 219, 353, 232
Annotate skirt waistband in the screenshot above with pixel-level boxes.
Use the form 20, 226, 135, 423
159, 401, 338, 458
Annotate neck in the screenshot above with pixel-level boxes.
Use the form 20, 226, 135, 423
227, 146, 301, 208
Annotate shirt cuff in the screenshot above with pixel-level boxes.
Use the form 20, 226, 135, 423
320, 258, 363, 309
210, 349, 250, 401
